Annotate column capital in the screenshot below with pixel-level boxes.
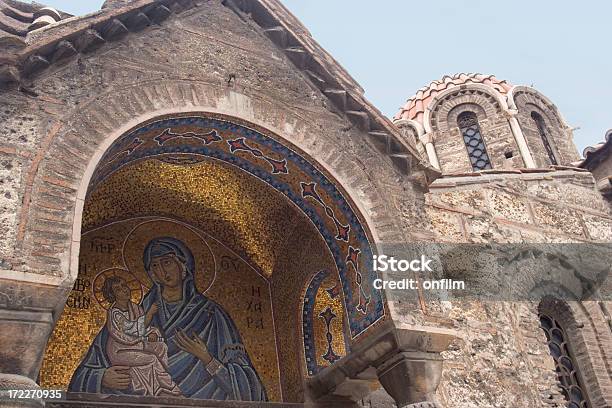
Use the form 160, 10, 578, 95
375, 351, 444, 408
419, 133, 434, 145
503, 108, 519, 118
306, 322, 455, 404
419, 133, 440, 170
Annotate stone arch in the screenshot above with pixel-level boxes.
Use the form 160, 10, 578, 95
300, 269, 349, 378
394, 119, 426, 161
20, 79, 424, 404
18, 79, 404, 286
529, 109, 559, 165
447, 102, 487, 128
423, 83, 509, 134
393, 119, 424, 138
456, 111, 493, 171
77, 111, 384, 333
22, 81, 426, 404
538, 297, 612, 407
509, 86, 579, 165
508, 86, 570, 129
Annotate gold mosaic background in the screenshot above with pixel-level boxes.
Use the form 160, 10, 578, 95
83, 159, 277, 277
40, 217, 282, 401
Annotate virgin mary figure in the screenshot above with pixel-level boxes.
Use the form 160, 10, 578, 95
69, 237, 267, 401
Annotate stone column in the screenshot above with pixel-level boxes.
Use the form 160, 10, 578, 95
0, 375, 43, 408
419, 133, 440, 171
375, 351, 443, 408
505, 109, 536, 168
0, 274, 71, 408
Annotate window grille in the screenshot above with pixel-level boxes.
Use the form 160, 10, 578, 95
539, 314, 590, 408
457, 111, 492, 170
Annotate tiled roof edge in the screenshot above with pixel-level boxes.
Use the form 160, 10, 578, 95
577, 129, 612, 169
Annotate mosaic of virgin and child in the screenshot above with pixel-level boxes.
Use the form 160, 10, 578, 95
69, 237, 267, 401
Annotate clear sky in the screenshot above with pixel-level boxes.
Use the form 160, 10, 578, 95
35, 0, 610, 154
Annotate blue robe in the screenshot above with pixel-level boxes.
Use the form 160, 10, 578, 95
69, 278, 267, 401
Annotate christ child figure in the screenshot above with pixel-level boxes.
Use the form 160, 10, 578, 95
102, 276, 182, 397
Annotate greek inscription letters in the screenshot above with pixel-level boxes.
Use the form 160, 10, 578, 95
246, 285, 264, 329
90, 237, 115, 254
68, 278, 91, 309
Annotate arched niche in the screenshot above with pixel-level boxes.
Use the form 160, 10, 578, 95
537, 297, 611, 408
510, 86, 580, 165
302, 269, 349, 377
38, 113, 383, 403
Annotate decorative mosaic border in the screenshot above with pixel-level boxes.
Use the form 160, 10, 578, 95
302, 270, 328, 376
90, 114, 384, 337
302, 270, 350, 376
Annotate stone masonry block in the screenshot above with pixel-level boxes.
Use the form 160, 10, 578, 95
0, 154, 22, 259
485, 189, 531, 224
435, 189, 485, 210
532, 201, 584, 236
425, 206, 464, 241
582, 214, 612, 241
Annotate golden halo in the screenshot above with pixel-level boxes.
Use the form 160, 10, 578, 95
122, 219, 216, 294
92, 268, 144, 311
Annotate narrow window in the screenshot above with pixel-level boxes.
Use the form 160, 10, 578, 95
531, 111, 558, 165
539, 314, 590, 408
457, 111, 492, 170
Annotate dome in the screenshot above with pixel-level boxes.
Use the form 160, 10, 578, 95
394, 73, 513, 124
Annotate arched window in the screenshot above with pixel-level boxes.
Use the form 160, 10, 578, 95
531, 111, 558, 165
539, 313, 590, 408
457, 111, 492, 170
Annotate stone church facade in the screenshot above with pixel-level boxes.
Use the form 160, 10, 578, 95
0, 1, 610, 407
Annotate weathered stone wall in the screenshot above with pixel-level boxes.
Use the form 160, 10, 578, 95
0, 151, 23, 262
1, 1, 608, 407
425, 169, 612, 407
426, 170, 611, 243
